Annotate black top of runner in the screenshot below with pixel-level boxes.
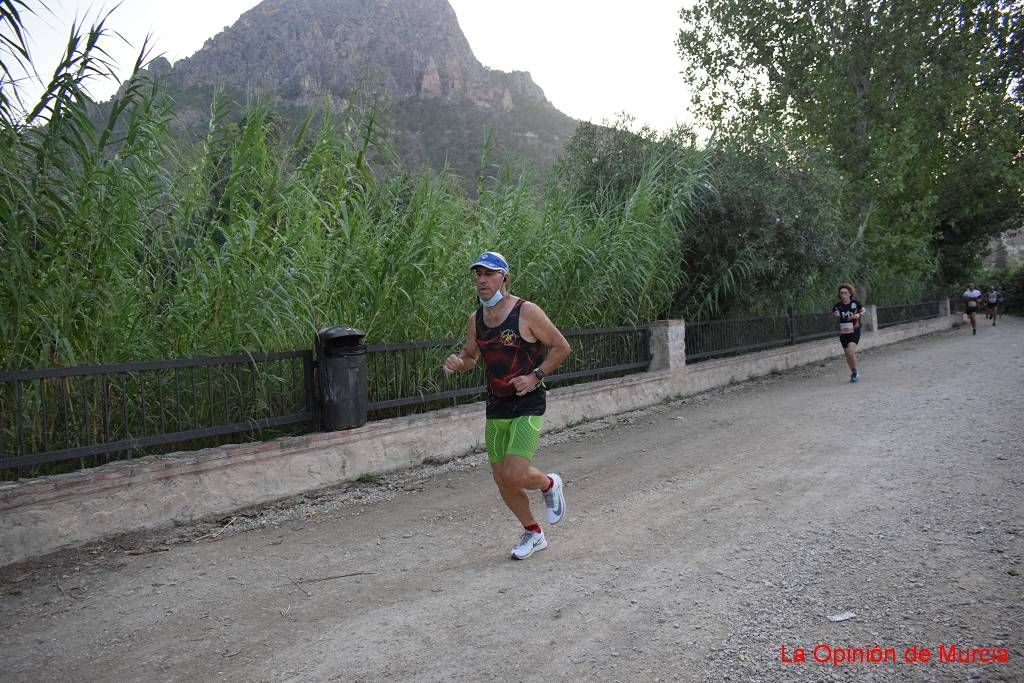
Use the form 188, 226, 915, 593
475, 299, 545, 399
832, 299, 863, 331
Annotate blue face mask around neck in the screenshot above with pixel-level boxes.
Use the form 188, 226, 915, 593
479, 289, 504, 308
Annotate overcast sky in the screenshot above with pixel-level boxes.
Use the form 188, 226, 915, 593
14, 0, 695, 132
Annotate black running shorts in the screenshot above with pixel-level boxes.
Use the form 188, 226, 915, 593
839, 329, 861, 348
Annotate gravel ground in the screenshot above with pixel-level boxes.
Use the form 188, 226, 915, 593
2, 319, 1022, 682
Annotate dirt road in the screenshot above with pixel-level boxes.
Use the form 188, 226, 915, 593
3, 320, 1022, 682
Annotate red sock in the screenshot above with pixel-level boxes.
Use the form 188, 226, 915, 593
543, 476, 554, 493
525, 523, 542, 534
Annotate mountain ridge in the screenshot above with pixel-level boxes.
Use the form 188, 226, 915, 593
139, 0, 578, 177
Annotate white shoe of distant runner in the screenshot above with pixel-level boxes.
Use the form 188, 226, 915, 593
510, 530, 547, 560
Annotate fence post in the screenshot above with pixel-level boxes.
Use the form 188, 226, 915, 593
786, 307, 796, 345
866, 304, 879, 332
940, 298, 950, 317
649, 319, 686, 372
303, 351, 318, 425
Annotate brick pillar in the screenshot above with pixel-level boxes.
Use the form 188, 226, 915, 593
649, 319, 686, 372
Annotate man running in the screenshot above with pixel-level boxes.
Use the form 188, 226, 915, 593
832, 284, 864, 383
443, 251, 572, 560
986, 287, 1000, 326
963, 283, 982, 335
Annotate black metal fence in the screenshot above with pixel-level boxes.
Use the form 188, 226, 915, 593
366, 337, 483, 414
684, 314, 791, 363
1, 326, 650, 474
2, 301, 943, 474
685, 309, 835, 363
685, 303, 942, 363
0, 352, 315, 471
876, 301, 941, 328
791, 311, 840, 343
366, 325, 651, 418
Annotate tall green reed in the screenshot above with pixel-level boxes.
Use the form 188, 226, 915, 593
2, 12, 703, 373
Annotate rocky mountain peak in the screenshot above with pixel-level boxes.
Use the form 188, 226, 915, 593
131, 0, 577, 179
170, 0, 551, 111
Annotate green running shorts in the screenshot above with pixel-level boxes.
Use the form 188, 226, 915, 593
485, 415, 544, 463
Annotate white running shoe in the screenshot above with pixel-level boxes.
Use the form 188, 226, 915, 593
510, 530, 547, 560
543, 473, 566, 524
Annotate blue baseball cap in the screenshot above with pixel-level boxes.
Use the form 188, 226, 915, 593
469, 251, 510, 274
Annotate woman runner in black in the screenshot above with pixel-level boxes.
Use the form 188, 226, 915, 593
832, 283, 864, 383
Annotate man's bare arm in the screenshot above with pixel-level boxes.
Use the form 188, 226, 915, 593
508, 302, 571, 395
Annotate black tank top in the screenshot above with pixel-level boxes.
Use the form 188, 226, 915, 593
832, 299, 862, 332
475, 299, 546, 418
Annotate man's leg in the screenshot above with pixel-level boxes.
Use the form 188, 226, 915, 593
487, 418, 547, 519
492, 455, 554, 560
488, 416, 564, 559
491, 456, 548, 527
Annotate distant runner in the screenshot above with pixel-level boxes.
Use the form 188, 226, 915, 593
443, 251, 572, 560
986, 287, 1000, 326
832, 284, 864, 383
962, 283, 982, 335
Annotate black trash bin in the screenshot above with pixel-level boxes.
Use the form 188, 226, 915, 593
315, 326, 368, 430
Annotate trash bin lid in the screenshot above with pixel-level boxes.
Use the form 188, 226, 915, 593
318, 326, 366, 345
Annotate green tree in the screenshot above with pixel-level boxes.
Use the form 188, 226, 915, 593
677, 0, 1024, 296
680, 132, 854, 318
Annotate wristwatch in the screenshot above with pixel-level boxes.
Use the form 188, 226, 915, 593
533, 367, 546, 381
